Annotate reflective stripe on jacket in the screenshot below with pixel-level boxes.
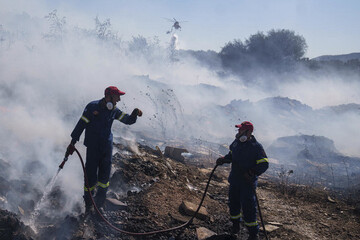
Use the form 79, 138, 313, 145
71, 98, 137, 147
225, 136, 269, 183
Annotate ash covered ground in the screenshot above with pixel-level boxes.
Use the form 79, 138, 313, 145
1, 139, 360, 240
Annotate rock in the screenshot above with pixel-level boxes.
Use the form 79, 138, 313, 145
105, 198, 128, 211
0, 209, 35, 239
261, 224, 280, 233
268, 221, 283, 226
164, 146, 188, 162
179, 200, 209, 221
18, 206, 25, 216
155, 146, 164, 158
196, 227, 216, 240
170, 212, 191, 223
320, 222, 330, 227
327, 196, 336, 203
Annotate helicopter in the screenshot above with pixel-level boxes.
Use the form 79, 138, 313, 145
165, 18, 187, 34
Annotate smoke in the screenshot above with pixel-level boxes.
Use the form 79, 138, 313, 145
170, 34, 179, 50
0, 4, 359, 229
277, 74, 360, 109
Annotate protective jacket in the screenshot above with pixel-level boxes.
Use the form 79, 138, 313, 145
70, 98, 137, 207
224, 135, 268, 236
71, 98, 137, 146
224, 136, 268, 184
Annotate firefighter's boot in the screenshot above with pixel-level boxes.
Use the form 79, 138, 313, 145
94, 186, 107, 209
85, 203, 94, 215
84, 193, 94, 216
247, 233, 259, 240
231, 219, 240, 234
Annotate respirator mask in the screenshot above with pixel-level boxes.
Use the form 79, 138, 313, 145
106, 102, 114, 110
106, 96, 116, 110
239, 135, 248, 142
236, 130, 248, 142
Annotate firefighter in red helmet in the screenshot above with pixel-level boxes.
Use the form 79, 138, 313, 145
66, 86, 142, 214
217, 121, 269, 240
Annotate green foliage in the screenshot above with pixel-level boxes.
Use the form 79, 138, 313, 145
220, 29, 307, 74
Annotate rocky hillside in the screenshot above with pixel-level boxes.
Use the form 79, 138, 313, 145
267, 134, 360, 190
312, 52, 360, 62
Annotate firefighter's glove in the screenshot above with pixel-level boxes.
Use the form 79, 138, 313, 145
65, 143, 76, 157
216, 157, 225, 166
131, 108, 143, 117
216, 157, 231, 166
243, 169, 256, 183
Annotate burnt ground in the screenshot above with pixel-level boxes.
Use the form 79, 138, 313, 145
1, 143, 360, 240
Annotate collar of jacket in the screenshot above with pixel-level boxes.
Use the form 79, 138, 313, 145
236, 135, 255, 144
99, 98, 107, 109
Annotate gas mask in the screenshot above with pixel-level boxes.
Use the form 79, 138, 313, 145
106, 96, 116, 110
239, 135, 248, 142
106, 102, 114, 110
236, 130, 248, 142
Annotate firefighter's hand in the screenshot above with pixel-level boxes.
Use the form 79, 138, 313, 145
131, 108, 143, 117
65, 143, 76, 157
243, 169, 255, 182
216, 157, 225, 166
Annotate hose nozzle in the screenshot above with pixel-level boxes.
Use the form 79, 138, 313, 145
59, 156, 68, 169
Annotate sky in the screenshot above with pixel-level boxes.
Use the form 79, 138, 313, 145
1, 0, 359, 58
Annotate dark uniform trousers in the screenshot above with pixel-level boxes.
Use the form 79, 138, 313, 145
84, 142, 112, 207
229, 180, 259, 235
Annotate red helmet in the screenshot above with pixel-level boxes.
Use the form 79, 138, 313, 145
104, 86, 125, 96
235, 121, 254, 133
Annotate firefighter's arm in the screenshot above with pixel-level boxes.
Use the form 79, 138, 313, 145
116, 108, 142, 125
252, 146, 269, 176
70, 105, 92, 142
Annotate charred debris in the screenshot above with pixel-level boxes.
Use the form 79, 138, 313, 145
0, 136, 360, 239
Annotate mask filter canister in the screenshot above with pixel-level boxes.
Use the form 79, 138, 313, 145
106, 102, 113, 110
239, 135, 247, 142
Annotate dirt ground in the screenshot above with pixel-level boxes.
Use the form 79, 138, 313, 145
1, 143, 360, 239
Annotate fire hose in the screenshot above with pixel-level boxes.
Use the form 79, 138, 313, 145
254, 186, 269, 240
59, 148, 269, 238
59, 147, 219, 236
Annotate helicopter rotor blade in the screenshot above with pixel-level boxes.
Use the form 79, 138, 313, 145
163, 18, 174, 22
163, 17, 175, 22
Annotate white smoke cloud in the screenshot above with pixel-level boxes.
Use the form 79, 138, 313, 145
170, 33, 179, 50
278, 75, 360, 109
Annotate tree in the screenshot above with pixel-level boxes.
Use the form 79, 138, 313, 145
43, 10, 66, 42
128, 35, 149, 54
220, 29, 308, 74
266, 29, 307, 61
95, 16, 112, 39
245, 31, 268, 62
219, 39, 249, 74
